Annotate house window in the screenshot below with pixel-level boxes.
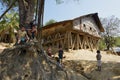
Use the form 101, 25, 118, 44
90, 27, 92, 30
83, 24, 86, 27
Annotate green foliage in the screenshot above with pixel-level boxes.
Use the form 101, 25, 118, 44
0, 11, 19, 43
101, 16, 120, 50
0, 0, 17, 7
115, 37, 120, 47
98, 37, 120, 50
98, 39, 106, 50
45, 19, 56, 26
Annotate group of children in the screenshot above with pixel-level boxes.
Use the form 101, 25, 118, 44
47, 46, 102, 71
47, 46, 64, 68
16, 24, 37, 45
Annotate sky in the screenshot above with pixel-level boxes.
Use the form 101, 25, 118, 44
0, 0, 120, 24
44, 0, 120, 23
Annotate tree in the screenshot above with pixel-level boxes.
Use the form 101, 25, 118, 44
45, 19, 56, 26
0, 0, 79, 26
101, 16, 120, 50
0, 0, 36, 26
0, 0, 80, 42
0, 11, 19, 43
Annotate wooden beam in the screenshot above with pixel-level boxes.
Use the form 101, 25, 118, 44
71, 36, 76, 50
79, 35, 82, 49
76, 34, 80, 49
69, 32, 73, 48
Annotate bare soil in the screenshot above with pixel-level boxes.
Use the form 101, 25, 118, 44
63, 49, 120, 63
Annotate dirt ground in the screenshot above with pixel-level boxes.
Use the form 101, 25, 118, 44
0, 42, 120, 62
0, 43, 6, 53
63, 49, 120, 63
0, 43, 120, 80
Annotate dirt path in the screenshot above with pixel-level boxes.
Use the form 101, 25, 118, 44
64, 49, 120, 62
0, 44, 7, 54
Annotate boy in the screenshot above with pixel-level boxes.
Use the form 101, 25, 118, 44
56, 57, 62, 70
58, 47, 64, 64
17, 26, 29, 44
96, 50, 102, 71
31, 25, 37, 40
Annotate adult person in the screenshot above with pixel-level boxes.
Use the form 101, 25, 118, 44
96, 50, 102, 71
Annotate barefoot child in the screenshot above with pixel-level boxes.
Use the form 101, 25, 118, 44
96, 50, 102, 71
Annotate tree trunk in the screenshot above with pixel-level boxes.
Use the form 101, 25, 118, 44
107, 44, 110, 50
18, 0, 35, 28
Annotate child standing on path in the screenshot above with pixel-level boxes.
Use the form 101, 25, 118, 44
58, 47, 64, 64
96, 50, 102, 71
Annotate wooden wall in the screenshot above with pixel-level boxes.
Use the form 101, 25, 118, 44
42, 22, 72, 37
73, 16, 101, 37
42, 16, 101, 50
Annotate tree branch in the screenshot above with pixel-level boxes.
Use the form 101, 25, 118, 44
0, 0, 17, 20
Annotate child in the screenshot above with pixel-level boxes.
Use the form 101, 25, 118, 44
56, 57, 62, 70
31, 25, 37, 40
47, 46, 52, 57
58, 47, 64, 64
96, 50, 102, 71
17, 26, 29, 44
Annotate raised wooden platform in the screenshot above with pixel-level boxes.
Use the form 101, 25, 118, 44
41, 13, 104, 50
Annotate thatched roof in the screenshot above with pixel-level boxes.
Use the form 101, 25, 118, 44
43, 13, 104, 32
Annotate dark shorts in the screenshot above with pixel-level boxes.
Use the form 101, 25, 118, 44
59, 54, 63, 59
48, 53, 52, 57
20, 38, 26, 44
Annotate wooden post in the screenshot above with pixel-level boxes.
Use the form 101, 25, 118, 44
69, 32, 73, 49
71, 35, 76, 50
78, 35, 82, 49
76, 34, 80, 49
63, 31, 68, 50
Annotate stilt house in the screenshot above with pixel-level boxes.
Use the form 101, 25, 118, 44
42, 13, 104, 50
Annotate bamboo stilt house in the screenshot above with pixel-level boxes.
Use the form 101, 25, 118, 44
42, 13, 104, 50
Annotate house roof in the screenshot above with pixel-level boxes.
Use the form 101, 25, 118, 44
79, 13, 104, 32
43, 13, 104, 32
43, 20, 72, 30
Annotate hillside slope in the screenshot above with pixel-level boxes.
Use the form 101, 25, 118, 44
0, 44, 120, 80
64, 49, 120, 62
63, 50, 120, 80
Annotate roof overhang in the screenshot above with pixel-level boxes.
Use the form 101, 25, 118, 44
43, 13, 104, 32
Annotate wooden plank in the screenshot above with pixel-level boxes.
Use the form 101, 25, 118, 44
88, 37, 93, 50
71, 36, 76, 50
79, 35, 82, 49
63, 32, 68, 49
67, 32, 70, 49
81, 35, 85, 49
76, 34, 80, 49
69, 32, 73, 48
